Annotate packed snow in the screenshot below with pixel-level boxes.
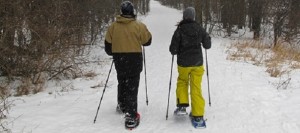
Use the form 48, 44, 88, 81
4, 0, 300, 133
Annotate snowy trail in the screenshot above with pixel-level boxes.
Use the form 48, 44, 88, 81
6, 0, 300, 133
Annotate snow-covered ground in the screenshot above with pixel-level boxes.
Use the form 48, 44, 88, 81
5, 0, 300, 133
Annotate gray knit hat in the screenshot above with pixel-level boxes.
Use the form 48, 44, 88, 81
183, 7, 195, 20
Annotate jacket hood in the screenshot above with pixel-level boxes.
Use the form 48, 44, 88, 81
179, 20, 199, 37
116, 15, 136, 24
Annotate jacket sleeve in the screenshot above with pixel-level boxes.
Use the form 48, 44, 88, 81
201, 28, 211, 49
139, 23, 152, 46
169, 27, 181, 55
104, 40, 112, 56
104, 25, 113, 56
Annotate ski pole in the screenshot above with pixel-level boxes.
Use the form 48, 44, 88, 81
166, 55, 174, 120
143, 46, 149, 106
205, 49, 211, 106
94, 60, 114, 123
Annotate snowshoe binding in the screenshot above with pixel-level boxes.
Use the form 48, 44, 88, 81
190, 115, 206, 129
174, 107, 188, 116
125, 113, 140, 130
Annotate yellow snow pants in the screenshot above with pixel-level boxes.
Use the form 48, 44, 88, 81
176, 65, 205, 117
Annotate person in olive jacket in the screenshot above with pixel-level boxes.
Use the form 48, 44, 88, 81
169, 7, 211, 127
104, 1, 152, 129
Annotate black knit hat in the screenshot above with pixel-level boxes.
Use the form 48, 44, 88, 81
121, 1, 134, 15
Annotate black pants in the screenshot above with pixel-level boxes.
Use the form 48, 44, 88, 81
117, 75, 140, 116
113, 53, 143, 117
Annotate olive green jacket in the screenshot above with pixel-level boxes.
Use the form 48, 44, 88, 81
105, 15, 152, 55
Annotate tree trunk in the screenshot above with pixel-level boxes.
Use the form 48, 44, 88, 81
249, 0, 263, 39
195, 0, 203, 27
204, 0, 211, 30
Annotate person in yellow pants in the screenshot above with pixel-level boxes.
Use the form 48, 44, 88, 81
169, 7, 211, 128
177, 66, 205, 116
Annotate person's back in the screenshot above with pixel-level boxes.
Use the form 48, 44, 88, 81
104, 1, 152, 130
106, 16, 151, 53
171, 19, 210, 67
169, 7, 211, 129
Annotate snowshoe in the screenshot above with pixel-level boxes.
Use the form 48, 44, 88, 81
190, 115, 206, 129
125, 113, 140, 130
174, 107, 188, 116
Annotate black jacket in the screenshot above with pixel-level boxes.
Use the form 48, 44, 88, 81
169, 20, 211, 67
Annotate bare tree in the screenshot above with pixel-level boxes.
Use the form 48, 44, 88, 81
156, 0, 299, 46
0, 0, 150, 92
286, 0, 300, 46
249, 0, 264, 39
195, 0, 203, 26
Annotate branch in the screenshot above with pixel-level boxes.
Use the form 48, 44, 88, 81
48, 65, 73, 80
